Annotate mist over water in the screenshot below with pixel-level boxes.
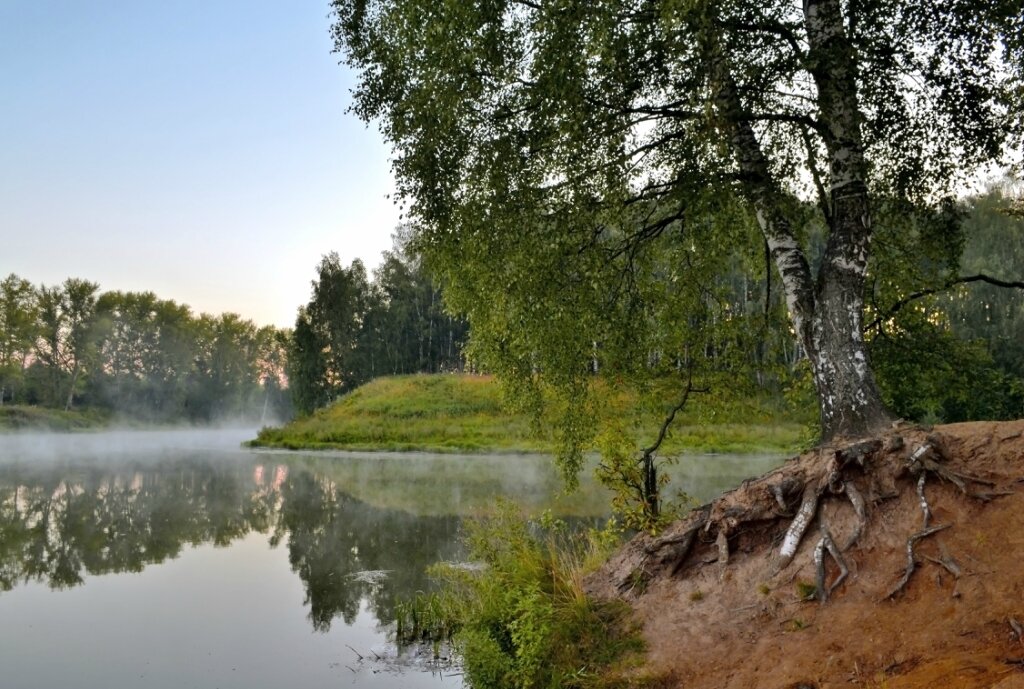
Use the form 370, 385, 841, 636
0, 427, 258, 464
0, 428, 784, 688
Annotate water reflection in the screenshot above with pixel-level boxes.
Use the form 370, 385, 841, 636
0, 433, 786, 689
0, 436, 784, 636
275, 468, 461, 630
0, 456, 467, 633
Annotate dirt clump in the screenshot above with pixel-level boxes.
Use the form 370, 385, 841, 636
585, 420, 1024, 689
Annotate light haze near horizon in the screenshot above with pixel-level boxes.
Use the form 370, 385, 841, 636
0, 1, 399, 329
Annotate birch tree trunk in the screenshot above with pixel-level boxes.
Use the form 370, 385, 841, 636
712, 3, 894, 441
803, 0, 893, 439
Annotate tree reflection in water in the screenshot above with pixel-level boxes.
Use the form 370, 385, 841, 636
0, 457, 461, 631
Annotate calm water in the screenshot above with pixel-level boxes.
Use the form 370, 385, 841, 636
0, 429, 784, 688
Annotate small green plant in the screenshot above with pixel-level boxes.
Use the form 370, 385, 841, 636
783, 617, 809, 632
689, 589, 704, 602
795, 580, 817, 601
626, 568, 649, 595
757, 583, 771, 596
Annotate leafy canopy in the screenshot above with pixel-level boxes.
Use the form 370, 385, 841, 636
332, 0, 1021, 492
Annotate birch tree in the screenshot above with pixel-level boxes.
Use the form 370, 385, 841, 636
332, 0, 1022, 443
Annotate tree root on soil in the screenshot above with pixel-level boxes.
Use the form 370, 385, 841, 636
813, 520, 847, 604
885, 524, 950, 599
624, 429, 1014, 604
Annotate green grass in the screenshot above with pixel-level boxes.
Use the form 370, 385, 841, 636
250, 373, 809, 455
251, 374, 547, 452
0, 405, 111, 432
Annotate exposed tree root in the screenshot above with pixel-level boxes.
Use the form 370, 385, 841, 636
885, 524, 951, 599
777, 482, 819, 572
843, 480, 867, 550
915, 473, 932, 528
601, 426, 1017, 606
1009, 617, 1024, 644
813, 520, 848, 604
716, 527, 730, 577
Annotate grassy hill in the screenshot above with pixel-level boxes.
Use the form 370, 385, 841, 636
251, 374, 541, 452
249, 373, 809, 455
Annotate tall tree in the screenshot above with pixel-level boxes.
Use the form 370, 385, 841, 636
35, 284, 68, 406
332, 0, 1021, 442
60, 279, 100, 411
31, 278, 98, 409
288, 254, 370, 413
0, 274, 38, 405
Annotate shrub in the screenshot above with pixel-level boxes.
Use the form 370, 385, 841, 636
435, 502, 645, 689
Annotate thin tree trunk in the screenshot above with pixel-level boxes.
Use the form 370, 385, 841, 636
64, 362, 81, 411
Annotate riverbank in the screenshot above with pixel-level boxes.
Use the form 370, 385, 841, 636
585, 419, 1024, 688
0, 405, 111, 432
249, 374, 809, 455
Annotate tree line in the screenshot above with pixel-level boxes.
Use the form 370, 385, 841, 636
0, 277, 290, 423
288, 239, 469, 414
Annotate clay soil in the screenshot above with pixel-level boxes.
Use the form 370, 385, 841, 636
586, 420, 1024, 689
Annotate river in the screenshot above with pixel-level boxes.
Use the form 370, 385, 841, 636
0, 428, 784, 688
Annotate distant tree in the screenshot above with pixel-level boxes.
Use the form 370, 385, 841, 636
368, 245, 469, 376
287, 243, 470, 415
190, 313, 263, 420
60, 279, 100, 410
288, 254, 370, 413
288, 307, 332, 415
865, 187, 1024, 423
0, 274, 38, 405
18, 277, 100, 409
951, 188, 1024, 378
35, 284, 68, 407
254, 326, 293, 424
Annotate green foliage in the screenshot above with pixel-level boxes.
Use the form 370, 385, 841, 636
0, 404, 110, 431
287, 243, 469, 415
0, 274, 38, 405
393, 591, 460, 648
867, 187, 1024, 423
0, 273, 290, 423
950, 188, 1024, 378
436, 502, 644, 689
328, 0, 1022, 518
332, 0, 1022, 448
872, 316, 1024, 423
794, 581, 817, 601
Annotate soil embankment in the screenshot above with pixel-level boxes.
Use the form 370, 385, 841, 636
587, 420, 1024, 689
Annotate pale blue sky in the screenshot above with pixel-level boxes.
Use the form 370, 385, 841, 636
0, 1, 399, 328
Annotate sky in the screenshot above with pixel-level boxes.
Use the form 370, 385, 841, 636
0, 1, 400, 328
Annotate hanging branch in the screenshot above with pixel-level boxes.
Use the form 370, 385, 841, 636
622, 364, 709, 521
865, 273, 1024, 332
641, 366, 705, 460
